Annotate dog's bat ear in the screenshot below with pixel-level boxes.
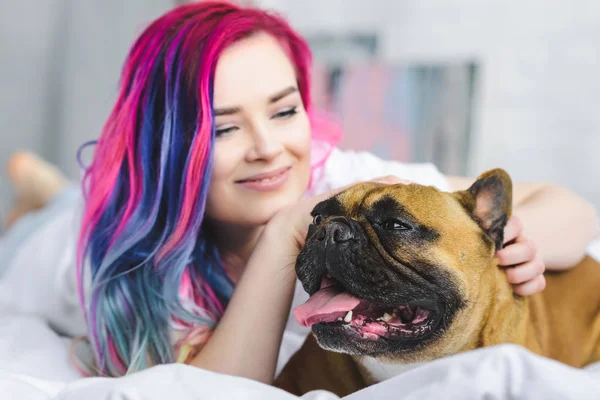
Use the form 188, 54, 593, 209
456, 169, 513, 249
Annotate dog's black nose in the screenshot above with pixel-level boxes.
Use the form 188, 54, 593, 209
317, 219, 354, 244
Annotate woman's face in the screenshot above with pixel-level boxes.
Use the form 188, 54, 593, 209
205, 33, 312, 227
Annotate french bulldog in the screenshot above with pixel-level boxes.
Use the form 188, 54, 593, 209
275, 169, 600, 396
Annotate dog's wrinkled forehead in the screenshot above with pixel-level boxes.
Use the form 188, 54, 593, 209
328, 182, 459, 224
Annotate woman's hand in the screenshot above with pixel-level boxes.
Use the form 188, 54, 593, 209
497, 216, 547, 296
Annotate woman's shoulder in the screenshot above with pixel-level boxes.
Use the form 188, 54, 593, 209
310, 147, 450, 195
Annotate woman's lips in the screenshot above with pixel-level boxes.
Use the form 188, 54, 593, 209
236, 166, 291, 192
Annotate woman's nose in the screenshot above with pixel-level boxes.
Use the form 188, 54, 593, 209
246, 122, 284, 162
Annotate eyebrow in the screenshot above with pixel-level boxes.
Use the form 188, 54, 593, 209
269, 86, 298, 103
213, 86, 298, 116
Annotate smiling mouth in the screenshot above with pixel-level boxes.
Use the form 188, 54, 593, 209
236, 166, 291, 184
294, 274, 439, 341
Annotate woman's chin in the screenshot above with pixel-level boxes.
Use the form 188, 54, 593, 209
250, 205, 289, 226
247, 194, 304, 225
206, 179, 308, 228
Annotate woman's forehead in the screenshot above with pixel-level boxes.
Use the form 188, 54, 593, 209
213, 33, 298, 109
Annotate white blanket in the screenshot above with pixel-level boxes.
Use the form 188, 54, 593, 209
1, 313, 599, 400
1, 241, 599, 399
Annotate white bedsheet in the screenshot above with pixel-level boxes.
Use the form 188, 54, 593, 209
1, 312, 599, 400
0, 240, 599, 399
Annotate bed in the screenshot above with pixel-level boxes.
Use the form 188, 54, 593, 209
1, 238, 599, 399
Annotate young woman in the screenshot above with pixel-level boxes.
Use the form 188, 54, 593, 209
1, 0, 597, 384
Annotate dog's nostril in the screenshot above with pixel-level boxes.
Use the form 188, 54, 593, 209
333, 226, 349, 242
316, 227, 326, 241
325, 221, 353, 243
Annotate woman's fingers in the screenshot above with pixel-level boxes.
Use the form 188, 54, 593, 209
371, 175, 413, 185
497, 238, 537, 266
503, 216, 523, 244
512, 274, 547, 296
504, 255, 545, 284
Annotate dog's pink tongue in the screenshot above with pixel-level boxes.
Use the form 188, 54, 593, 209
294, 286, 361, 327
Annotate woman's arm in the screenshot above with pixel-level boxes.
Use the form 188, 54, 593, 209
448, 176, 599, 269
188, 224, 297, 384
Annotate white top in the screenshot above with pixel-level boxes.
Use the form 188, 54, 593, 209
0, 147, 450, 375
307, 147, 450, 196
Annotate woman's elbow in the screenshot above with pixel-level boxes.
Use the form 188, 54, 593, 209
549, 184, 598, 225
543, 184, 599, 268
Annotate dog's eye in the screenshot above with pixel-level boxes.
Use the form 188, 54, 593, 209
313, 214, 324, 225
382, 219, 411, 231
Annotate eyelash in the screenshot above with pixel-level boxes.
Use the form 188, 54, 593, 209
215, 106, 298, 137
273, 106, 298, 119
215, 126, 237, 137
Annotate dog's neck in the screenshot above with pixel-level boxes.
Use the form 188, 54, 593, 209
472, 259, 529, 348
446, 258, 530, 352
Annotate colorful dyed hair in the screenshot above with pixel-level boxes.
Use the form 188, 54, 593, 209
76, 0, 340, 376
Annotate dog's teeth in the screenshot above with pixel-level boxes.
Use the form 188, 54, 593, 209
344, 310, 353, 323
400, 306, 415, 322
381, 312, 392, 322
337, 317, 343, 322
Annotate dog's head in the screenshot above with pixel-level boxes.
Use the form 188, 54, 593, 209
294, 169, 513, 362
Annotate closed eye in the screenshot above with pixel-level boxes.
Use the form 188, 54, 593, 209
272, 106, 298, 120
215, 106, 299, 137
215, 124, 237, 137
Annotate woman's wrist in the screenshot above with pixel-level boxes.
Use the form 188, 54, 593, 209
190, 221, 299, 381
246, 223, 299, 287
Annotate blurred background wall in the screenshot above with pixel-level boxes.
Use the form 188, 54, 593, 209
257, 0, 600, 208
1, 0, 598, 221
0, 0, 177, 218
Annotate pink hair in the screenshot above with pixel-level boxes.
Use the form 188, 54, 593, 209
75, 0, 341, 376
